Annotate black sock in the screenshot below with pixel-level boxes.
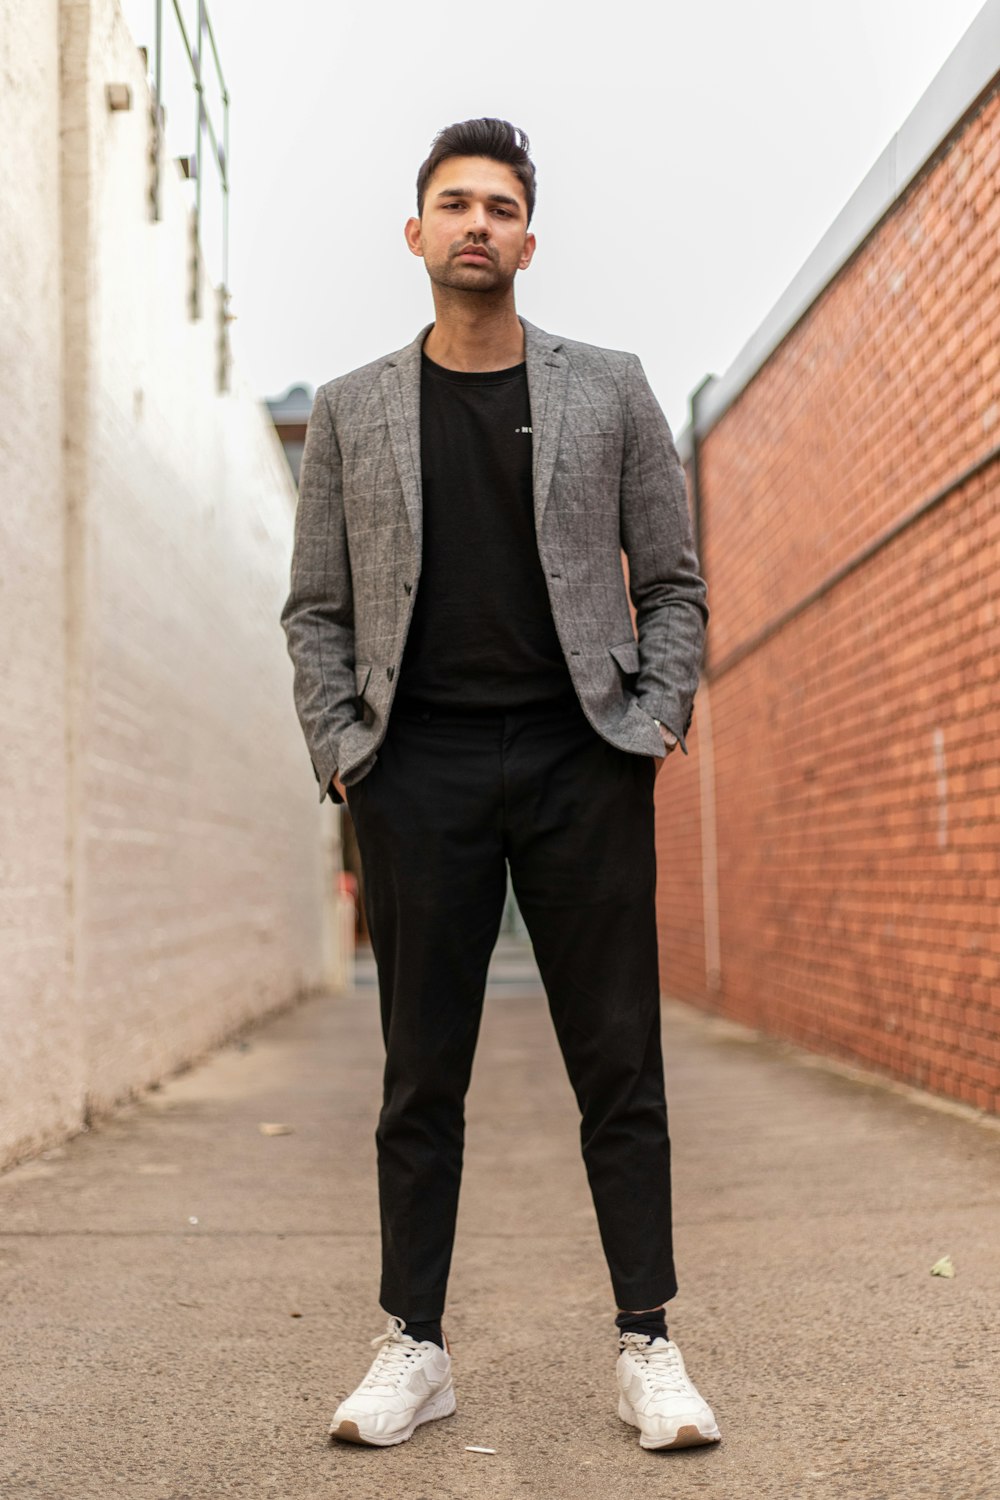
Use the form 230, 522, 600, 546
400, 1317, 444, 1349
615, 1307, 668, 1345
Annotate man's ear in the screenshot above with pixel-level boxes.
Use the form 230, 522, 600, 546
518, 232, 537, 271
404, 216, 424, 259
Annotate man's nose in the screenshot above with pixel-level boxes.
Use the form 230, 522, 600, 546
464, 204, 490, 237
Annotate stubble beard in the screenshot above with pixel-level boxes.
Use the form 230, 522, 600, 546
427, 244, 516, 297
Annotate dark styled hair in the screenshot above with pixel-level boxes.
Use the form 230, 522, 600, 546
416, 118, 537, 225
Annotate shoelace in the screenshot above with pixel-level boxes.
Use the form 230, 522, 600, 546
359, 1316, 423, 1391
619, 1333, 689, 1395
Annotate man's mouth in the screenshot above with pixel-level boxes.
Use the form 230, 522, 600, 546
454, 246, 493, 262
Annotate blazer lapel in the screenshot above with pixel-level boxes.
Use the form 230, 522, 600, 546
522, 318, 568, 531
380, 318, 566, 543
380, 323, 431, 547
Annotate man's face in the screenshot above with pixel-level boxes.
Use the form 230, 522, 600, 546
405, 155, 535, 293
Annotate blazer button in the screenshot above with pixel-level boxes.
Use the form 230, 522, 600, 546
387, 665, 395, 681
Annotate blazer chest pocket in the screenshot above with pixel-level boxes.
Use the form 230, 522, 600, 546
557, 432, 622, 516
563, 429, 618, 473
347, 422, 392, 466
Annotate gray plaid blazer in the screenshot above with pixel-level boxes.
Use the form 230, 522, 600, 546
280, 317, 708, 804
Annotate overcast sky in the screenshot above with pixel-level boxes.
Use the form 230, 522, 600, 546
123, 0, 988, 432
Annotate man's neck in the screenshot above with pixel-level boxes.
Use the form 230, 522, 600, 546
422, 291, 525, 372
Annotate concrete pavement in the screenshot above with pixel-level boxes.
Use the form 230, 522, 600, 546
2, 939, 999, 1500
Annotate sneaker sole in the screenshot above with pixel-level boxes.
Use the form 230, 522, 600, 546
618, 1394, 721, 1450
329, 1384, 456, 1447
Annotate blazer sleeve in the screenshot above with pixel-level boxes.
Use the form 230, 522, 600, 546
619, 354, 709, 753
279, 382, 357, 804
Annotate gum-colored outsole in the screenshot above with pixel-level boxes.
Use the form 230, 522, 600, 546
329, 1420, 368, 1445
640, 1421, 721, 1450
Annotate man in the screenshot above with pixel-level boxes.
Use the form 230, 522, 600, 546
281, 117, 719, 1454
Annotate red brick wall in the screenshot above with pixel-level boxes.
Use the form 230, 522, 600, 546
657, 83, 1000, 1115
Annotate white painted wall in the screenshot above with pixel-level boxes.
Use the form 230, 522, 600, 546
0, 0, 339, 1168
0, 0, 80, 1160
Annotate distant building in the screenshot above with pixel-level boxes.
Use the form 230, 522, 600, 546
266, 383, 315, 486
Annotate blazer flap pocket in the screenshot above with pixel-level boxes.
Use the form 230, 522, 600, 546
609, 639, 640, 675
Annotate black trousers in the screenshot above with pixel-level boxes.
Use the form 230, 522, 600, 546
345, 695, 677, 1321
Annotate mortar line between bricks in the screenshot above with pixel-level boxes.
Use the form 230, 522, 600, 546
706, 437, 1000, 679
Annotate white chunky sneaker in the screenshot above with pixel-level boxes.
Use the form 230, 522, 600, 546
616, 1333, 721, 1450
328, 1316, 456, 1447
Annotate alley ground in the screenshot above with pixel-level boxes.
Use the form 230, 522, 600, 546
2, 938, 999, 1500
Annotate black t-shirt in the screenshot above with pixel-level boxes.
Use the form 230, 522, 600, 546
395, 353, 575, 711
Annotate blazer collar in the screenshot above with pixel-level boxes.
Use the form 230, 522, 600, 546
380, 315, 569, 542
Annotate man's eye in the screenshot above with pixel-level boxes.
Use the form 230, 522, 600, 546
493, 208, 511, 217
